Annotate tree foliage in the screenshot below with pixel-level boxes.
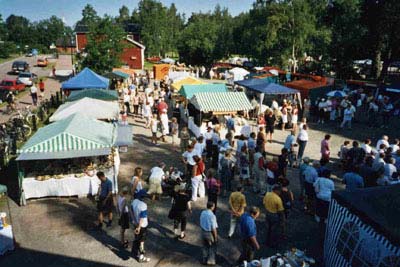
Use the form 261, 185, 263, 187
81, 16, 126, 74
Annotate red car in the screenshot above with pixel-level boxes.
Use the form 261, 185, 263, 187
0, 79, 26, 91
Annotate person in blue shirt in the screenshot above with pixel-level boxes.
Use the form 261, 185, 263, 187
96, 171, 114, 228
200, 201, 218, 265
237, 206, 260, 264
343, 166, 364, 191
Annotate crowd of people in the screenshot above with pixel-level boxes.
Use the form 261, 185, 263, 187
93, 73, 399, 265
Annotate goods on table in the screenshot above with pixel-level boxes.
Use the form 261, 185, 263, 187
31, 154, 114, 181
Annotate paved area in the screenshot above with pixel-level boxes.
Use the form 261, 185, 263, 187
0, 70, 398, 266
0, 55, 72, 123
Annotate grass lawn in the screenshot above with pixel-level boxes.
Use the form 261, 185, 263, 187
0, 54, 20, 64
144, 61, 155, 70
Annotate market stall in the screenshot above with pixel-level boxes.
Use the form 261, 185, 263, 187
103, 70, 130, 80
16, 114, 120, 203
171, 76, 206, 92
179, 83, 228, 99
0, 184, 14, 256
66, 89, 119, 102
285, 79, 333, 102
325, 185, 400, 267
187, 91, 253, 137
61, 67, 109, 91
228, 67, 249, 82
49, 97, 119, 122
168, 71, 190, 82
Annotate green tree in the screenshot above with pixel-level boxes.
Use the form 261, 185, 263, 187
0, 14, 16, 58
328, 0, 365, 78
117, 5, 130, 25
81, 16, 126, 74
164, 3, 184, 57
136, 0, 168, 56
177, 13, 220, 65
34, 16, 66, 48
79, 4, 99, 26
5, 15, 32, 47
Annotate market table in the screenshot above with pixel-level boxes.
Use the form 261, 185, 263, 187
22, 167, 116, 200
0, 225, 14, 255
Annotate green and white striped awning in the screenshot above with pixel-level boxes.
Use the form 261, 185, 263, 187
190, 91, 253, 113
18, 113, 115, 155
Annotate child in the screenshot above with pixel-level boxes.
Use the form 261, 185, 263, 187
179, 127, 190, 153
171, 117, 179, 146
117, 186, 130, 248
150, 115, 159, 146
205, 169, 221, 213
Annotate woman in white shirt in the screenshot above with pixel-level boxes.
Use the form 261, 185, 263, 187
297, 124, 309, 164
314, 169, 334, 223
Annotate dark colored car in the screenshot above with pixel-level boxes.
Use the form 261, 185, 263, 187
11, 61, 29, 74
0, 79, 26, 91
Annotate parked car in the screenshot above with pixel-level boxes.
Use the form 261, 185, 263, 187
36, 58, 48, 67
0, 79, 26, 91
11, 61, 29, 74
17, 72, 37, 86
25, 52, 33, 57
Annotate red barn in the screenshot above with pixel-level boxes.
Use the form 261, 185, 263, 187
75, 23, 145, 69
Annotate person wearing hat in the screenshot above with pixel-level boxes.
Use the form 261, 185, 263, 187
131, 189, 150, 263
170, 183, 192, 239
263, 185, 285, 247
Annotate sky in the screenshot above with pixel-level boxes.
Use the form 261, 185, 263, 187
0, 0, 254, 26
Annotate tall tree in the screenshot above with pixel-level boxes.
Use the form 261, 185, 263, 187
5, 15, 31, 46
117, 5, 130, 25
177, 13, 220, 65
0, 14, 16, 58
328, 0, 365, 79
79, 4, 99, 25
82, 16, 126, 73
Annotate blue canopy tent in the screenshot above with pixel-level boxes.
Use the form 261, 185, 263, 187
61, 67, 109, 90
249, 83, 299, 95
235, 78, 269, 88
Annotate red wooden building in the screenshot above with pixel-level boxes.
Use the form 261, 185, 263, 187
75, 23, 145, 69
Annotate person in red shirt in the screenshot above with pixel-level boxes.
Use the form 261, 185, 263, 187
38, 79, 45, 101
157, 98, 168, 116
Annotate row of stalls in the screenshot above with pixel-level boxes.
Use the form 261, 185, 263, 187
16, 68, 132, 204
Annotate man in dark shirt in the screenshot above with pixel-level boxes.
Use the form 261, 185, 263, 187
96, 171, 114, 228
359, 156, 377, 187
237, 206, 260, 264
347, 141, 366, 166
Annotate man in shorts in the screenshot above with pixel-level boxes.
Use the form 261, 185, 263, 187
131, 189, 151, 263
148, 162, 166, 200
96, 171, 114, 228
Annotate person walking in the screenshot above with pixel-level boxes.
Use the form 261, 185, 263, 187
237, 206, 260, 264
191, 155, 205, 201
320, 134, 331, 161
205, 169, 221, 213
200, 201, 218, 266
297, 124, 309, 164
38, 78, 45, 101
179, 127, 190, 153
96, 171, 114, 228
265, 110, 276, 143
30, 82, 38, 106
263, 185, 285, 247
117, 186, 130, 248
340, 104, 354, 129
219, 150, 234, 196
228, 185, 247, 238
131, 167, 144, 198
170, 184, 192, 239
131, 190, 151, 263
314, 169, 335, 224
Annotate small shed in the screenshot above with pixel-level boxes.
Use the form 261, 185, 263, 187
324, 185, 400, 267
